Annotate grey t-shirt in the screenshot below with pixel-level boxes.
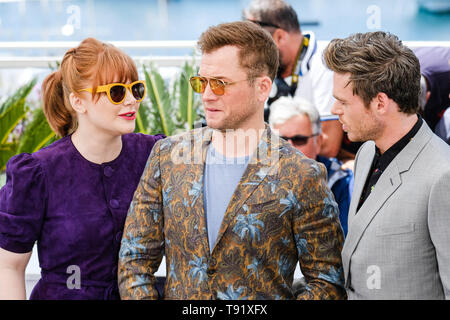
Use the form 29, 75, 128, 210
203, 144, 251, 252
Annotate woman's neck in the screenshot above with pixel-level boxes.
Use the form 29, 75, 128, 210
71, 129, 123, 164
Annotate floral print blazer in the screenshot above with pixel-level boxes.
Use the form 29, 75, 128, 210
118, 126, 346, 300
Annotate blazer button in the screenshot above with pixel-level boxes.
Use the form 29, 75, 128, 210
103, 166, 114, 177
109, 199, 119, 209
207, 268, 216, 276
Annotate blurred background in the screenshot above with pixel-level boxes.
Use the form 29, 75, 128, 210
1, 0, 450, 42
1, 0, 449, 93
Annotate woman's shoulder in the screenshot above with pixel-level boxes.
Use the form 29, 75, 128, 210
6, 136, 70, 171
31, 135, 73, 162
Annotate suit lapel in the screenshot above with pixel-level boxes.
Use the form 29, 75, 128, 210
348, 142, 376, 219
182, 127, 213, 258
211, 126, 283, 254
342, 121, 433, 286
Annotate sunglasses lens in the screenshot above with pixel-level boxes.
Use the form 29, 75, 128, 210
109, 85, 126, 103
190, 77, 206, 93
132, 83, 145, 101
209, 79, 225, 95
292, 137, 308, 146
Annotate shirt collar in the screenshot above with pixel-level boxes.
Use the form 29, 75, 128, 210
374, 115, 423, 171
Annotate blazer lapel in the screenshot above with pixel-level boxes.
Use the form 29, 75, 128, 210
342, 120, 433, 287
181, 127, 213, 258
211, 126, 283, 254
342, 160, 402, 287
348, 142, 376, 219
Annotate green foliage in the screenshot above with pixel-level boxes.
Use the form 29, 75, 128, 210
0, 78, 36, 144
17, 107, 58, 154
139, 60, 202, 136
0, 78, 58, 171
143, 64, 176, 136
0, 78, 36, 170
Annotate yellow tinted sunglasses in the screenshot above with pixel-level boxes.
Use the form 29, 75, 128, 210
79, 80, 146, 105
189, 76, 250, 96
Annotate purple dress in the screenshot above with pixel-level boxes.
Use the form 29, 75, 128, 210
0, 133, 164, 299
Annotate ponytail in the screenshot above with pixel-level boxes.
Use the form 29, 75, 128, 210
41, 70, 75, 137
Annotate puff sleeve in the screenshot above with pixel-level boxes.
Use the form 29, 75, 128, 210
0, 153, 47, 253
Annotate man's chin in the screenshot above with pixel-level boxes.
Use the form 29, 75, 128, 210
346, 132, 360, 142
205, 119, 224, 130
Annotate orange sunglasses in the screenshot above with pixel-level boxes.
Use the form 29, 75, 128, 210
79, 80, 146, 105
189, 76, 250, 96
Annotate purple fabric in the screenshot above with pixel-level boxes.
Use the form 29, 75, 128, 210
0, 133, 164, 300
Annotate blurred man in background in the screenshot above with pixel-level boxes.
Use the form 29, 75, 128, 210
269, 96, 352, 236
243, 0, 344, 159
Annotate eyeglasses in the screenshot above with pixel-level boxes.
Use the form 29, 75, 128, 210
280, 133, 318, 147
189, 76, 249, 96
79, 80, 146, 105
247, 19, 281, 29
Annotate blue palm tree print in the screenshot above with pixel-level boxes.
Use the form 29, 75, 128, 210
247, 258, 261, 279
318, 266, 344, 286
243, 168, 267, 185
119, 232, 146, 260
188, 255, 208, 286
255, 167, 269, 180
162, 186, 173, 209
295, 234, 308, 256
217, 284, 247, 300
281, 236, 290, 246
149, 208, 160, 223
233, 213, 264, 241
159, 139, 172, 151
310, 161, 321, 175
131, 274, 151, 296
278, 254, 292, 279
322, 189, 338, 219
279, 190, 301, 217
153, 167, 160, 179
168, 261, 177, 281
188, 177, 202, 207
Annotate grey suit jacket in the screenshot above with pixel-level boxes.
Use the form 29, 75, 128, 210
342, 121, 450, 299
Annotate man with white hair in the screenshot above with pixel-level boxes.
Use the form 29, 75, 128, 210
269, 96, 353, 235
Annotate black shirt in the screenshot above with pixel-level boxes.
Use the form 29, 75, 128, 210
357, 116, 423, 211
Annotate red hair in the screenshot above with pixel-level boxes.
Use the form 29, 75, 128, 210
41, 38, 138, 136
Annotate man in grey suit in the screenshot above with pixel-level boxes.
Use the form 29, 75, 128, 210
323, 31, 450, 299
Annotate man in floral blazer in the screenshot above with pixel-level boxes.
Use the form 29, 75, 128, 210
118, 21, 345, 300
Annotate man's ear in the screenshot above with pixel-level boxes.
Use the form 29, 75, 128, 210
272, 28, 287, 46
373, 92, 391, 115
256, 76, 273, 103
69, 92, 87, 114
316, 132, 324, 148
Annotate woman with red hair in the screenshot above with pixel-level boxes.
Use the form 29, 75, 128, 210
0, 38, 164, 299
